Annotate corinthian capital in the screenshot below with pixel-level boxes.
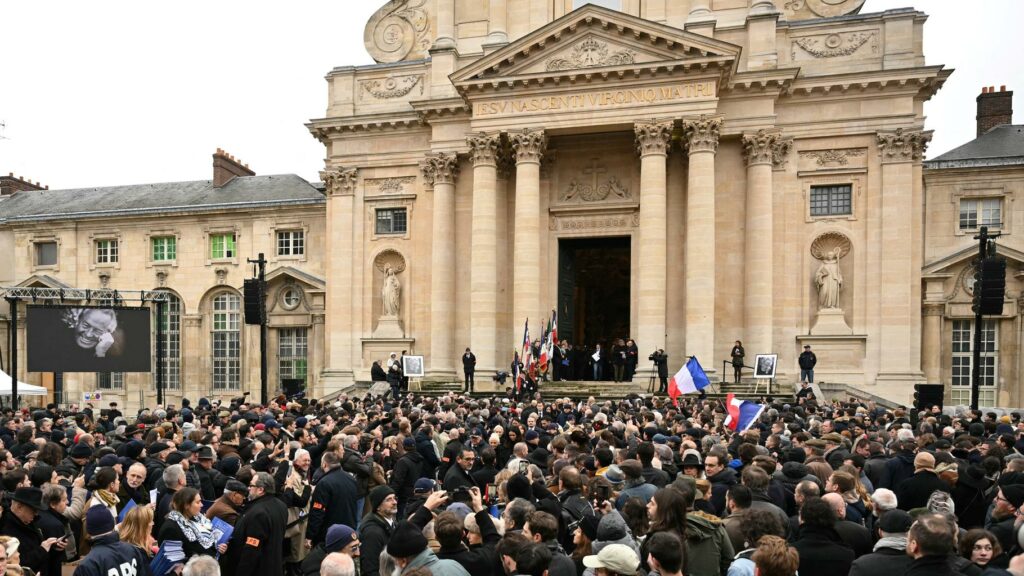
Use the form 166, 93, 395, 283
509, 128, 547, 164
634, 119, 674, 157
742, 129, 781, 166
876, 128, 932, 163
420, 152, 459, 186
772, 137, 794, 170
467, 132, 500, 167
682, 114, 723, 155
320, 167, 358, 196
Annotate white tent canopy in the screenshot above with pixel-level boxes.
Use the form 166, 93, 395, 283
0, 370, 48, 396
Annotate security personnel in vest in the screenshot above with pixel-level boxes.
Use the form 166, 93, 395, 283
73, 505, 151, 576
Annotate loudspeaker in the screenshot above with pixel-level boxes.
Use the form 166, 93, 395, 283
975, 256, 1007, 315
244, 279, 263, 325
913, 383, 944, 411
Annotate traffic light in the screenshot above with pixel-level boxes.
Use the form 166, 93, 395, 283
243, 278, 264, 325
913, 384, 943, 411
973, 256, 1007, 315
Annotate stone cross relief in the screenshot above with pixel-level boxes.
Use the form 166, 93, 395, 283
561, 158, 631, 203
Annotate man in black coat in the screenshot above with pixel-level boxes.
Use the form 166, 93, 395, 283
895, 452, 948, 511
848, 509, 914, 576
195, 446, 225, 501
877, 440, 917, 490
389, 437, 424, 518
73, 506, 150, 576
443, 447, 477, 492
358, 486, 398, 576
1, 487, 65, 576
705, 454, 737, 517
306, 452, 359, 545
415, 425, 441, 479
904, 513, 959, 576
791, 497, 854, 576
220, 471, 288, 576
341, 436, 372, 519
462, 348, 477, 391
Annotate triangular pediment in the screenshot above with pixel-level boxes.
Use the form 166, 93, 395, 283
451, 4, 739, 87
923, 243, 1024, 276
16, 274, 72, 289
266, 266, 325, 291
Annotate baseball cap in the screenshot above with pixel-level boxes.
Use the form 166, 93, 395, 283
583, 544, 639, 575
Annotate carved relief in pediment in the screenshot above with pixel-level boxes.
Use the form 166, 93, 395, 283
546, 38, 636, 71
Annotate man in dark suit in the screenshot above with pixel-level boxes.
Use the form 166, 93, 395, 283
220, 471, 288, 576
462, 348, 477, 392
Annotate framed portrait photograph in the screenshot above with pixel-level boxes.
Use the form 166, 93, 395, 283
402, 355, 425, 378
753, 354, 778, 379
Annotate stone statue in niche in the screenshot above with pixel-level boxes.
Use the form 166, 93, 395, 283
382, 264, 401, 317
810, 232, 851, 310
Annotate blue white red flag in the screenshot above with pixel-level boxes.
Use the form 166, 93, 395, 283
516, 318, 529, 392
724, 393, 766, 432
668, 356, 710, 405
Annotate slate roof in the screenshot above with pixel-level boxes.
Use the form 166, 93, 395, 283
0, 173, 325, 223
925, 124, 1024, 169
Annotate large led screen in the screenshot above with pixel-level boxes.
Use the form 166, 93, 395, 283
27, 306, 152, 373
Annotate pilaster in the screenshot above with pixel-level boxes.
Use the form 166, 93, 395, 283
421, 152, 460, 379
468, 133, 501, 376
742, 129, 780, 359
321, 167, 358, 392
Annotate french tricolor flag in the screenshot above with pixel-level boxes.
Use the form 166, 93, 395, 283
668, 356, 710, 405
724, 393, 766, 432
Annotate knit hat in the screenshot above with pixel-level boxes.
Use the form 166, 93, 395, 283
386, 521, 428, 558
70, 443, 92, 459
403, 437, 417, 449
97, 454, 119, 468
1001, 484, 1024, 509
579, 515, 600, 541
295, 417, 308, 429
325, 524, 358, 552
124, 440, 145, 460
913, 452, 935, 471
878, 509, 913, 534
525, 430, 539, 442
86, 505, 115, 535
368, 486, 395, 515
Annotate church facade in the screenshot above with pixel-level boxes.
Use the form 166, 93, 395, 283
311, 0, 950, 402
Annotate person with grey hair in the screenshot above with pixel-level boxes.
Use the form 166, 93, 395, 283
341, 435, 372, 521
871, 488, 898, 516
320, 552, 355, 576
184, 554, 221, 576
219, 472, 288, 576
506, 442, 530, 471
154, 463, 186, 536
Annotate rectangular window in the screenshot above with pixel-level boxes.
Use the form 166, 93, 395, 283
95, 239, 118, 264
375, 208, 408, 235
96, 372, 124, 390
950, 319, 998, 406
276, 230, 305, 256
151, 236, 176, 262
35, 242, 57, 266
212, 294, 241, 390
959, 198, 1002, 230
278, 328, 309, 385
210, 233, 236, 259
809, 185, 853, 217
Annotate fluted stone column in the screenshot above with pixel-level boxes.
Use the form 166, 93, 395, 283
422, 153, 459, 379
320, 168, 358, 393
683, 115, 722, 371
509, 128, 546, 339
468, 133, 501, 376
741, 129, 779, 358
876, 129, 931, 387
634, 119, 673, 378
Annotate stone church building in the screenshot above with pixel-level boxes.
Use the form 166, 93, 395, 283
311, 0, 949, 402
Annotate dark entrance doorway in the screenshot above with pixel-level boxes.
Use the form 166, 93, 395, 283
557, 236, 631, 352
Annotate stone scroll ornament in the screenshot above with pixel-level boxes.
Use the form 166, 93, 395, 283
810, 232, 851, 310
364, 0, 431, 64
375, 250, 406, 317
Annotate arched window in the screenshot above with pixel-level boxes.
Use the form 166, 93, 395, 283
155, 292, 182, 389
211, 292, 241, 390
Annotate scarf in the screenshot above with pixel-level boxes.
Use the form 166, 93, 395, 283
166, 511, 217, 549
873, 535, 907, 552
95, 489, 119, 509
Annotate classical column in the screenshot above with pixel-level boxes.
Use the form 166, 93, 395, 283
876, 128, 931, 385
422, 152, 460, 379
741, 129, 780, 359
921, 303, 944, 383
468, 133, 501, 376
634, 119, 673, 375
509, 128, 547, 341
686, 0, 716, 35
683, 115, 722, 371
320, 168, 358, 392
487, 0, 508, 44
435, 0, 456, 49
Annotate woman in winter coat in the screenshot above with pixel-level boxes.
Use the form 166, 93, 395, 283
158, 487, 225, 562
86, 467, 120, 521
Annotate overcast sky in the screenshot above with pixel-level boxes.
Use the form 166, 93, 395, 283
1, 1, 1020, 190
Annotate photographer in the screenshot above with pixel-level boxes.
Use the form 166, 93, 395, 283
649, 350, 669, 394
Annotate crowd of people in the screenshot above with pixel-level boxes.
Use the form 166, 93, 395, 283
0, 389, 1023, 576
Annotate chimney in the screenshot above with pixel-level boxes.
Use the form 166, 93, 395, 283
212, 148, 255, 187
0, 172, 48, 196
977, 85, 1014, 137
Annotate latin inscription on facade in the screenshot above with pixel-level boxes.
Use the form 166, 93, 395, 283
473, 81, 716, 118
